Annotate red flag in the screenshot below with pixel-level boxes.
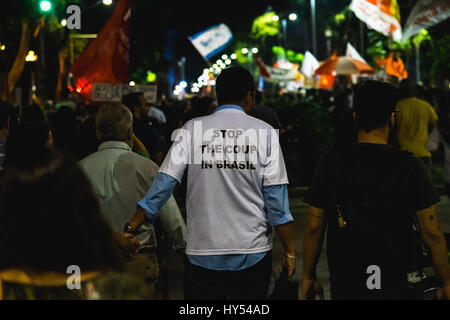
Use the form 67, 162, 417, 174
253, 54, 271, 78
69, 0, 131, 98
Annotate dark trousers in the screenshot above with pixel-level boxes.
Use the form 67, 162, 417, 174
183, 252, 272, 300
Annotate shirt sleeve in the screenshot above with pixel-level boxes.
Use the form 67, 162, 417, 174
158, 122, 191, 183
429, 104, 438, 126
263, 184, 293, 227
262, 128, 289, 186
138, 172, 178, 221
410, 157, 440, 211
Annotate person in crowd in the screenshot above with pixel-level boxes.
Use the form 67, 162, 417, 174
302, 80, 450, 300
4, 121, 53, 167
55, 87, 76, 111
79, 102, 186, 299
427, 91, 450, 199
123, 66, 296, 300
75, 103, 89, 124
21, 103, 45, 122
249, 90, 282, 129
48, 106, 82, 160
396, 78, 438, 170
85, 104, 98, 120
0, 100, 9, 169
146, 103, 167, 125
122, 92, 164, 165
0, 147, 150, 299
331, 90, 357, 151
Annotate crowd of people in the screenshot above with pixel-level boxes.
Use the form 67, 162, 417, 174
0, 66, 449, 300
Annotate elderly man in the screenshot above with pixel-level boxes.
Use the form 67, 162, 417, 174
80, 102, 186, 299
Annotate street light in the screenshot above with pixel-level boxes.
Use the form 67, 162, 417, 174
289, 13, 297, 21
39, 0, 52, 12
325, 29, 332, 57
252, 48, 258, 54
129, 81, 136, 87
61, 19, 67, 27
241, 48, 248, 54
272, 15, 280, 21
25, 50, 38, 62
103, 0, 113, 5
230, 53, 237, 59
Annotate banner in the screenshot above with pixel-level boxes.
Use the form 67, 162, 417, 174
69, 0, 131, 97
91, 83, 157, 103
188, 24, 233, 59
350, 0, 402, 41
263, 67, 298, 82
402, 0, 450, 42
300, 51, 320, 78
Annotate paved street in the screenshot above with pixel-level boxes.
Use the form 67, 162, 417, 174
163, 194, 450, 300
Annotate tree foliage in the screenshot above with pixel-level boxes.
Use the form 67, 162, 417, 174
251, 12, 280, 40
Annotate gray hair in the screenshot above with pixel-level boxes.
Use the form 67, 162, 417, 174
96, 102, 133, 142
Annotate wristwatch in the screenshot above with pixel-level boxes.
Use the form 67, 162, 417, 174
123, 222, 138, 235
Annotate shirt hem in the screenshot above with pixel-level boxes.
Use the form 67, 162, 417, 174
159, 169, 183, 184
186, 245, 273, 256
263, 179, 289, 187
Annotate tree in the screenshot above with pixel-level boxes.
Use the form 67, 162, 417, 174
0, 0, 82, 103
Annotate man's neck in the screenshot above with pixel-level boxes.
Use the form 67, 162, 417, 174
357, 128, 389, 145
221, 102, 250, 113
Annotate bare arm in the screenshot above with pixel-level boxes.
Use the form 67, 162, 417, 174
302, 206, 327, 280
128, 206, 148, 231
274, 222, 296, 277
274, 222, 296, 255
416, 205, 450, 287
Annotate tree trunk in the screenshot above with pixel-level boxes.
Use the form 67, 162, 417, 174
6, 21, 31, 104
55, 47, 68, 101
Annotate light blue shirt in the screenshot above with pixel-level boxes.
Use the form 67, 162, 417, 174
138, 172, 292, 270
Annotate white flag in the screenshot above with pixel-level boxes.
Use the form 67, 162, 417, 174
350, 0, 402, 41
346, 43, 367, 63
188, 24, 233, 59
300, 51, 319, 78
401, 0, 450, 42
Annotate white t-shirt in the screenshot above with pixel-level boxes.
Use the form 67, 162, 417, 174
159, 105, 288, 255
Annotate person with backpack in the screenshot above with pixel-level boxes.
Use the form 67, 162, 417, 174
302, 80, 450, 300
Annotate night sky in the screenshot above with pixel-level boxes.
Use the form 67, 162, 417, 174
80, 0, 350, 85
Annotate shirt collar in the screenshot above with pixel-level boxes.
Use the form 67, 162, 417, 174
98, 141, 131, 152
214, 104, 245, 113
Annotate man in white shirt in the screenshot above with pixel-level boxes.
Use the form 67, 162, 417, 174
124, 67, 296, 299
80, 102, 187, 299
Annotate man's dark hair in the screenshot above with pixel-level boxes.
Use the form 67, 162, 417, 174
353, 80, 398, 132
0, 100, 10, 130
399, 78, 416, 99
216, 67, 255, 105
122, 92, 143, 113
4, 121, 50, 166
